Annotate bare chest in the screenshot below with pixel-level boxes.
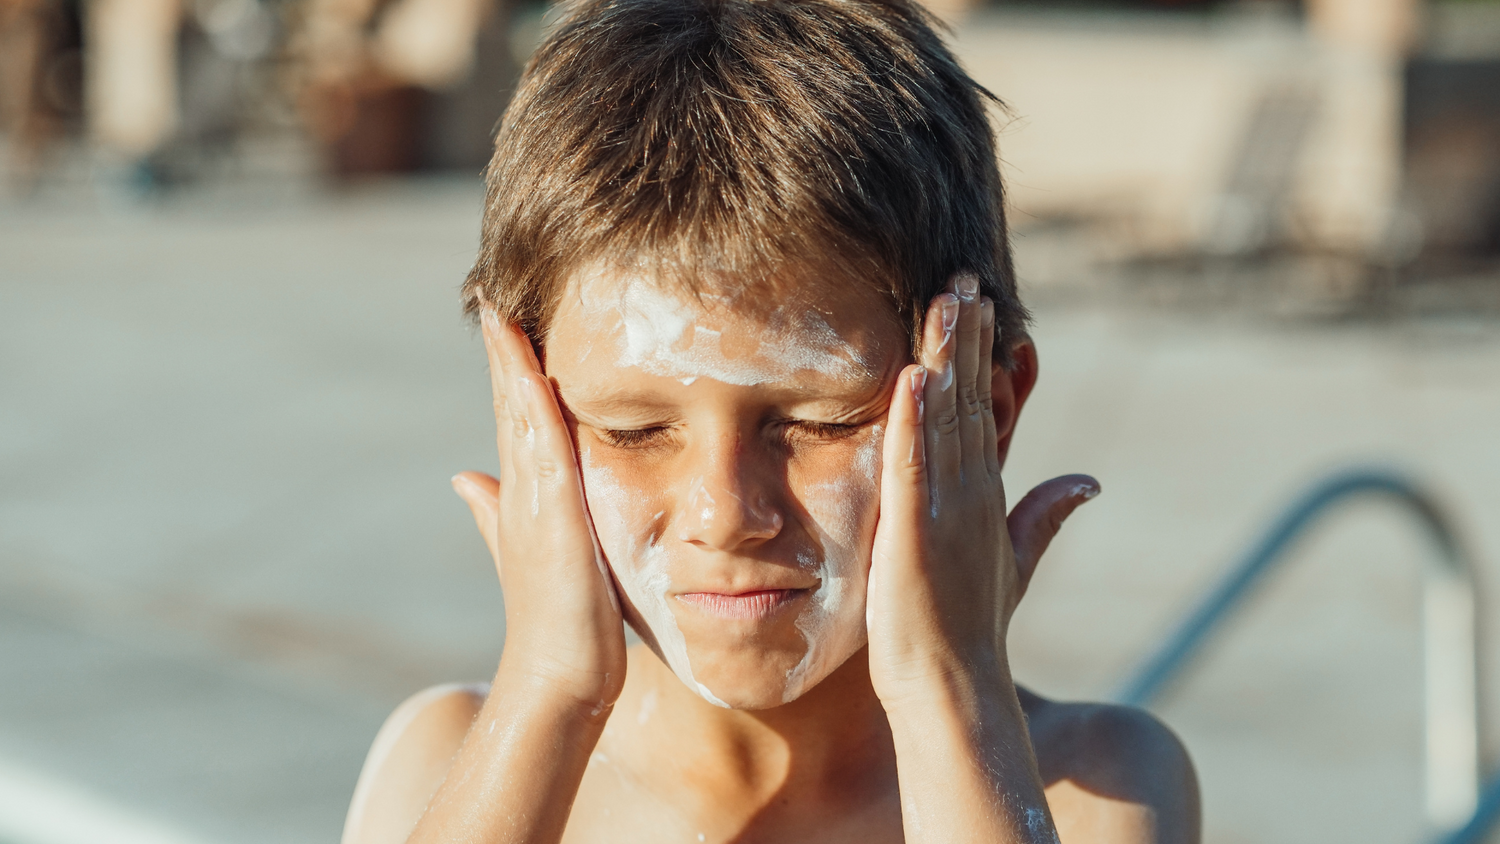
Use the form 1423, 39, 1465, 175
560, 753, 906, 844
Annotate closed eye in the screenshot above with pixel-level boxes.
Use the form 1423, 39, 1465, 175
598, 421, 864, 449
782, 420, 864, 443
598, 427, 671, 449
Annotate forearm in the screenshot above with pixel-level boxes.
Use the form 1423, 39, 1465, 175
407, 657, 608, 844
885, 658, 1056, 844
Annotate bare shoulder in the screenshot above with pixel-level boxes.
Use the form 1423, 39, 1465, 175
1019, 686, 1201, 844
342, 682, 489, 844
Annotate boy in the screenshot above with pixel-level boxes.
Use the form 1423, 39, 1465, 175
343, 0, 1200, 842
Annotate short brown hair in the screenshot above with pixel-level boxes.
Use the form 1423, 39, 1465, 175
462, 0, 1028, 364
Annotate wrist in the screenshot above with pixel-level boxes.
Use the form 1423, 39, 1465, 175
494, 648, 620, 725
878, 649, 1014, 724
881, 655, 1037, 785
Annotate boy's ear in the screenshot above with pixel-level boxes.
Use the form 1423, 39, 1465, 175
991, 340, 1038, 471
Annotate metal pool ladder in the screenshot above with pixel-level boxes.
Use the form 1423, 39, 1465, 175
1108, 468, 1496, 843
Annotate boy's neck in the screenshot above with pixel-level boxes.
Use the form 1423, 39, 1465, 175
604, 645, 897, 807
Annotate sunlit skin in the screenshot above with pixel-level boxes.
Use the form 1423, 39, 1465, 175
341, 273, 1201, 844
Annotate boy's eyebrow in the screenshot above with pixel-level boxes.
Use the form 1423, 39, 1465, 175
558, 390, 677, 417
561, 368, 896, 420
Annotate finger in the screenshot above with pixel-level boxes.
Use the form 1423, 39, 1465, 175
489, 321, 618, 612
495, 327, 593, 527
919, 293, 961, 496
950, 274, 985, 466
1006, 474, 1100, 596
979, 298, 1001, 478
875, 365, 930, 549
882, 365, 929, 495
517, 371, 622, 612
491, 320, 550, 523
479, 309, 515, 485
452, 471, 501, 570
493, 320, 538, 448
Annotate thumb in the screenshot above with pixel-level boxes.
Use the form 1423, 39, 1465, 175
451, 471, 501, 573
1006, 474, 1100, 599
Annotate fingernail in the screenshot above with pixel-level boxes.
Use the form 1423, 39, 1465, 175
910, 367, 927, 423
981, 298, 994, 327
940, 295, 959, 346
956, 274, 979, 302
451, 473, 473, 494
480, 308, 499, 332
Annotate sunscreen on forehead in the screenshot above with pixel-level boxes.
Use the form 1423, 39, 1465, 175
577, 274, 874, 387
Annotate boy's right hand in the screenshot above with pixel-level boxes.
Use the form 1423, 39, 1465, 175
450, 310, 626, 716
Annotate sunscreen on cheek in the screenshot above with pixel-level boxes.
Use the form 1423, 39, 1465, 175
781, 423, 882, 702
579, 452, 731, 708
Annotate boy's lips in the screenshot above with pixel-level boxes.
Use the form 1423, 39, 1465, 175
676, 588, 807, 620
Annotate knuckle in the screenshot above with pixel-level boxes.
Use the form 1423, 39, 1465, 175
898, 445, 927, 473
899, 460, 927, 484
533, 456, 564, 480
934, 410, 960, 435
959, 384, 982, 415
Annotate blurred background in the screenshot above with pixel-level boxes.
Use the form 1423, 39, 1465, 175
1, 0, 1498, 842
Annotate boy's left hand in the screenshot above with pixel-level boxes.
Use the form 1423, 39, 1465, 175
866, 274, 1098, 705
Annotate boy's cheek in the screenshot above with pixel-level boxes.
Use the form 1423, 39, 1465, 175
577, 448, 666, 568
787, 428, 884, 565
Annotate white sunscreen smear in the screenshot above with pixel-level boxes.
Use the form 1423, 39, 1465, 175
579, 274, 872, 387
781, 423, 881, 702
636, 687, 658, 725
581, 454, 729, 707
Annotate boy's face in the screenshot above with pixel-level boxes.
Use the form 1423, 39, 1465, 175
544, 269, 908, 709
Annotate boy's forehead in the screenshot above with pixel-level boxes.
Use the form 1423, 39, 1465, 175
547, 268, 905, 369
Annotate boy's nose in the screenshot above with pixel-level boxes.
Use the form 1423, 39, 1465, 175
676, 444, 783, 551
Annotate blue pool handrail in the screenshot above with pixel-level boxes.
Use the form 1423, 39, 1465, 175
1110, 468, 1485, 834
1436, 775, 1500, 844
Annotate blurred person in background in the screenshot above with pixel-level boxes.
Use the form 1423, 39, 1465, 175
292, 0, 520, 175
84, 0, 182, 181
77, 0, 278, 188
4, 0, 515, 191
0, 0, 81, 193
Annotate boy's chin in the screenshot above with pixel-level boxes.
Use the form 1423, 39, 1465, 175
680, 643, 854, 710
626, 613, 866, 710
